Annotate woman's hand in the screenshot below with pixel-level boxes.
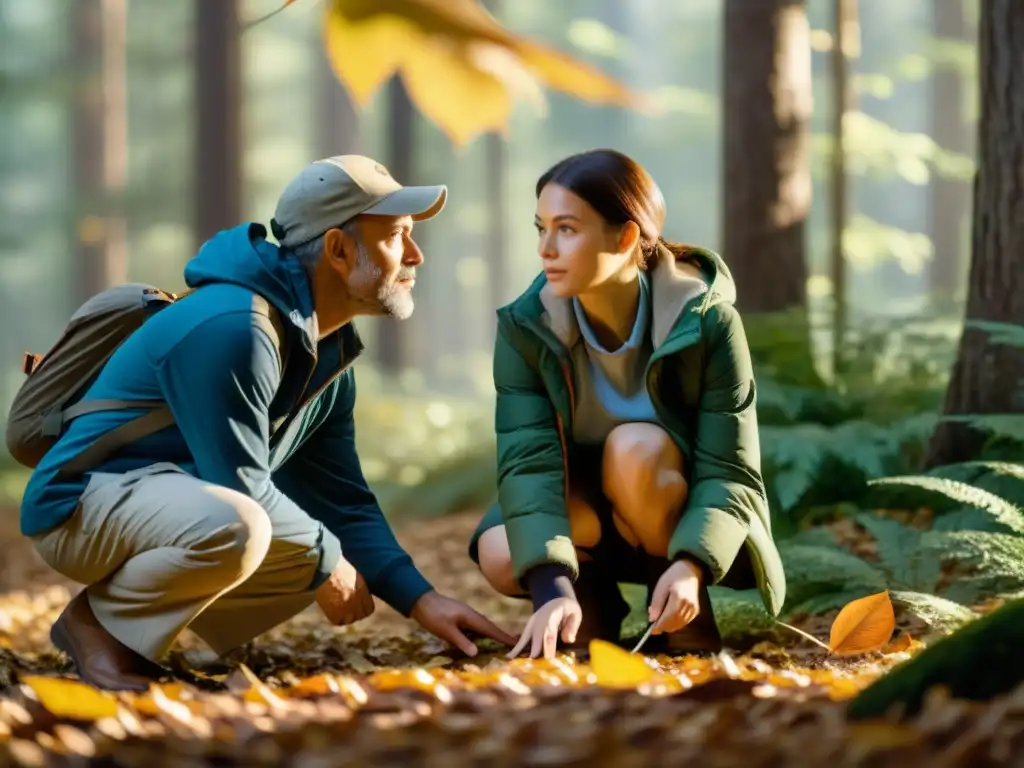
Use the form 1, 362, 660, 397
507, 597, 582, 660
649, 558, 704, 634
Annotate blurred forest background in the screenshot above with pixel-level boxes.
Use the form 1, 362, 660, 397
0, 0, 1004, 536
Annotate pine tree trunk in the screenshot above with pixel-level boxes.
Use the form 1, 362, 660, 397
315, 47, 359, 158
924, 0, 1024, 469
722, 0, 812, 318
71, 0, 128, 303
194, 0, 242, 250
928, 0, 972, 306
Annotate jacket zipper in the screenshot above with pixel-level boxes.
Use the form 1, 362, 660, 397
555, 360, 576, 500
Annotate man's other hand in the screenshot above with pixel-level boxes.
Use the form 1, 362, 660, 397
409, 590, 517, 657
315, 557, 375, 626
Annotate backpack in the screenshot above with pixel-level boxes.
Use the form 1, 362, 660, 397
4, 283, 287, 477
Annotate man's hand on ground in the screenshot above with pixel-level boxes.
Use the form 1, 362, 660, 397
409, 590, 518, 657
315, 557, 375, 626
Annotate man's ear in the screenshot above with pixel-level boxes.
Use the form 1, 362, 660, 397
323, 227, 356, 279
618, 220, 641, 255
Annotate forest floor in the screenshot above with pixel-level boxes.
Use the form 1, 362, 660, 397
0, 509, 1021, 767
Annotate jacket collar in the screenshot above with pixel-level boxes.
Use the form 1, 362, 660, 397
536, 242, 712, 351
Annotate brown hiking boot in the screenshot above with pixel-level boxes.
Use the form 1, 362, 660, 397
50, 591, 165, 692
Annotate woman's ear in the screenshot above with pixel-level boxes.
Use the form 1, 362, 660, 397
618, 220, 642, 255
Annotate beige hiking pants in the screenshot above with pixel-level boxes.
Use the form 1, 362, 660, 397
31, 463, 323, 661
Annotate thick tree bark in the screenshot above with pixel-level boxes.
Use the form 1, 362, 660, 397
722, 0, 812, 317
71, 0, 128, 304
194, 0, 242, 250
928, 0, 972, 305
375, 77, 415, 375
924, 0, 1024, 469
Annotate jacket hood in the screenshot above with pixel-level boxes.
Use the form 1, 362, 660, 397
183, 223, 318, 350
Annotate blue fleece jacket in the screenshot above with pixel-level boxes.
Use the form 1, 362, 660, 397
19, 223, 433, 615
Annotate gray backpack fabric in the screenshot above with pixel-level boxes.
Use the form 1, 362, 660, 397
5, 284, 285, 475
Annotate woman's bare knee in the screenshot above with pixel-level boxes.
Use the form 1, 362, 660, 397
477, 526, 523, 596
602, 423, 687, 557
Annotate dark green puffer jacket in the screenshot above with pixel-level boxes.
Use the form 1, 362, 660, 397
490, 244, 786, 616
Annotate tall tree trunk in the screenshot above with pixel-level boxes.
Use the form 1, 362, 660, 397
376, 77, 414, 376
928, 0, 972, 306
924, 0, 1024, 469
483, 0, 508, 323
71, 0, 128, 304
315, 47, 359, 158
830, 0, 858, 375
194, 0, 242, 250
722, 0, 815, 379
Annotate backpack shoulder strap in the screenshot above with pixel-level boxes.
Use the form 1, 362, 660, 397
56, 291, 291, 480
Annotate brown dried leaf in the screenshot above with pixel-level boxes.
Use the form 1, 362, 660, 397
828, 591, 896, 656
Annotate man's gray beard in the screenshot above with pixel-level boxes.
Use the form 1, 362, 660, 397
349, 242, 415, 320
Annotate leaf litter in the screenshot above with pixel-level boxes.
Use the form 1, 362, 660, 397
0, 511, 1022, 766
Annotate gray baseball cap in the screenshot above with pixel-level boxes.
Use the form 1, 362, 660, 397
271, 155, 447, 249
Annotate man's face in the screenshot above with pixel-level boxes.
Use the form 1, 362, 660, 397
341, 213, 424, 320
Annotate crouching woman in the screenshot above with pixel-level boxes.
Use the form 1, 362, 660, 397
468, 149, 786, 659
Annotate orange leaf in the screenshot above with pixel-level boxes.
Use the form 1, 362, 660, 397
828, 591, 896, 656
882, 632, 922, 655
21, 676, 120, 721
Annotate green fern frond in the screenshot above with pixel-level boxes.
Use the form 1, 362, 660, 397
941, 415, 1024, 444
926, 461, 1024, 506
863, 475, 1024, 534
964, 319, 1024, 348
777, 543, 888, 611
917, 531, 1024, 606
852, 512, 939, 590
888, 590, 976, 633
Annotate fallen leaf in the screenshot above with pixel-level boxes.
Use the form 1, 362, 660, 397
20, 676, 119, 721
829, 591, 896, 656
587, 640, 655, 688
882, 633, 923, 655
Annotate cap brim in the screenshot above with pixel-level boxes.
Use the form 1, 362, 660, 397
364, 185, 448, 222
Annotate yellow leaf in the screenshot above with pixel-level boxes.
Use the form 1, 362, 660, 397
323, 11, 407, 107
588, 639, 655, 688
316, 0, 649, 145
21, 676, 119, 721
828, 591, 896, 656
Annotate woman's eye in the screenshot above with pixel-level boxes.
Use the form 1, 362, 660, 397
559, 225, 574, 234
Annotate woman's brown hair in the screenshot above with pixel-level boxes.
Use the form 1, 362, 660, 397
535, 148, 694, 268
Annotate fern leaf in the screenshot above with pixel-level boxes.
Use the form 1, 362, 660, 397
917, 531, 1024, 606
784, 589, 869, 618
964, 319, 1024, 348
852, 512, 938, 590
888, 590, 976, 633
863, 475, 1024, 534
941, 415, 1024, 444
927, 461, 1024, 507
778, 543, 888, 611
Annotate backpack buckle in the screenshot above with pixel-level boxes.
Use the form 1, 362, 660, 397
40, 409, 64, 438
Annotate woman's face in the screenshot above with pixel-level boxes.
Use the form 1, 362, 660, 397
534, 183, 636, 299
